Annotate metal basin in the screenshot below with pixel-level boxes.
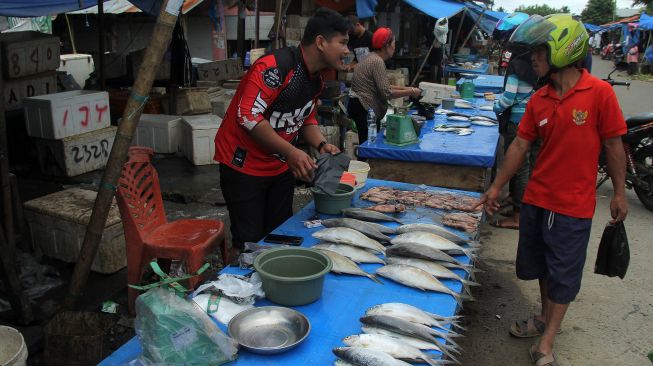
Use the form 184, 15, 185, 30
228, 306, 311, 354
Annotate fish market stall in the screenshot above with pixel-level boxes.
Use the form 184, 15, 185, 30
358, 98, 500, 192
100, 179, 480, 365
455, 74, 504, 93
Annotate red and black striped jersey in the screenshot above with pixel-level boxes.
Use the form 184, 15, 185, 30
214, 47, 323, 176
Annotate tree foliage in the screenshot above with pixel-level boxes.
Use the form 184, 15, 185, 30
514, 4, 571, 16
580, 0, 615, 25
496, 6, 506, 12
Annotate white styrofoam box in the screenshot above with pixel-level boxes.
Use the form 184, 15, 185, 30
196, 59, 243, 82
58, 54, 95, 88
23, 90, 111, 139
3, 71, 57, 111
0, 31, 60, 79
33, 126, 116, 177
23, 188, 126, 274
419, 82, 457, 105
133, 114, 183, 153
181, 114, 222, 165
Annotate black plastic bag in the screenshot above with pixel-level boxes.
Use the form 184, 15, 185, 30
594, 221, 630, 279
313, 152, 351, 195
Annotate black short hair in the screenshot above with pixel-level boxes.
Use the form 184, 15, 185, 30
301, 8, 351, 46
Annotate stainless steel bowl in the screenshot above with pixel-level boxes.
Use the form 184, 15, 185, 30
227, 306, 311, 354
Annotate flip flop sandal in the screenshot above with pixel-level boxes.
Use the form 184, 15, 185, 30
490, 218, 519, 230
530, 345, 560, 366
510, 318, 562, 338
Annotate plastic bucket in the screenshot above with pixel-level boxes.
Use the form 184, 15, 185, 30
0, 326, 28, 366
311, 183, 355, 215
347, 161, 370, 189
43, 312, 107, 366
254, 247, 332, 306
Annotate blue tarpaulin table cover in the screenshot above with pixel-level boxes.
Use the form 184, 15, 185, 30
456, 74, 504, 93
99, 179, 479, 366
444, 63, 490, 75
357, 98, 500, 168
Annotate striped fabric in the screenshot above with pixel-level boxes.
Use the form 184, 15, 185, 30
494, 74, 533, 124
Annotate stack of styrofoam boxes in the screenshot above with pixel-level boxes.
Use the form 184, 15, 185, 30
23, 90, 116, 176
58, 53, 95, 88
181, 114, 222, 165
286, 15, 309, 47
418, 82, 457, 105
0, 31, 60, 111
211, 89, 236, 118
196, 59, 244, 83
132, 114, 183, 154
24, 188, 126, 274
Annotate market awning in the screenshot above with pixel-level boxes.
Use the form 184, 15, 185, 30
601, 14, 641, 27
402, 0, 466, 20
0, 0, 99, 17
584, 23, 602, 33
68, 0, 204, 14
639, 12, 653, 30
466, 5, 508, 34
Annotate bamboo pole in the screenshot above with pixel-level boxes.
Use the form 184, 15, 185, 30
61, 0, 183, 311
461, 9, 486, 49
451, 9, 467, 55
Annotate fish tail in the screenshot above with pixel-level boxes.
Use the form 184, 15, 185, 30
423, 355, 457, 366
368, 274, 383, 284
450, 321, 467, 332
461, 291, 476, 302
433, 339, 460, 363
462, 279, 481, 287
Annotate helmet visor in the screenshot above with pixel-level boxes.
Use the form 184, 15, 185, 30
508, 15, 556, 47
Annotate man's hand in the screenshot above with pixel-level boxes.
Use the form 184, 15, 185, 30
474, 185, 502, 215
609, 193, 628, 223
320, 143, 340, 155
286, 148, 317, 182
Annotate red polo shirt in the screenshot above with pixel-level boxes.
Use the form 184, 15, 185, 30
518, 70, 627, 218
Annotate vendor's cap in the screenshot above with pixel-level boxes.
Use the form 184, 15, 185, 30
372, 27, 393, 49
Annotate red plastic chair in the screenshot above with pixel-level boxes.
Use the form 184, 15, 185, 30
116, 146, 228, 314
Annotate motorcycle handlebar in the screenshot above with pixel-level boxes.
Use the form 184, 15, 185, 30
602, 78, 631, 87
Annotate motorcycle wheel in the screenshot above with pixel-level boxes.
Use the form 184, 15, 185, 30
633, 138, 653, 212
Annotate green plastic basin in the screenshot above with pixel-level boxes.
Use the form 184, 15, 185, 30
254, 247, 332, 306
311, 183, 355, 215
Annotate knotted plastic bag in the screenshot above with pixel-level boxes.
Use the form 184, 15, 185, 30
594, 221, 630, 279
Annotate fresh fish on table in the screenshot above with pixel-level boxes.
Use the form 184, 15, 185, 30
470, 115, 497, 122
446, 122, 471, 128
386, 257, 480, 293
470, 120, 497, 127
361, 325, 455, 353
361, 221, 397, 235
360, 314, 462, 353
366, 204, 406, 214
317, 249, 382, 284
395, 223, 471, 246
343, 334, 449, 366
375, 265, 470, 307
453, 99, 473, 109
446, 116, 470, 122
386, 243, 462, 265
321, 218, 391, 243
441, 213, 480, 233
312, 227, 386, 254
365, 302, 462, 331
479, 105, 494, 111
313, 243, 386, 264
342, 208, 403, 224
334, 360, 356, 366
456, 129, 473, 136
390, 232, 477, 258
333, 347, 412, 366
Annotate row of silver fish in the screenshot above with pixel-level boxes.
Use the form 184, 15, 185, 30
333, 302, 464, 365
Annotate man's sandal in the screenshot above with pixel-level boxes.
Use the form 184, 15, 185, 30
510, 317, 562, 338
530, 344, 560, 366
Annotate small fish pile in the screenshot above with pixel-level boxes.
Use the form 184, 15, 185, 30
366, 204, 406, 213
442, 213, 481, 233
453, 99, 473, 109
333, 302, 464, 365
478, 104, 493, 111
361, 186, 481, 213
433, 124, 474, 136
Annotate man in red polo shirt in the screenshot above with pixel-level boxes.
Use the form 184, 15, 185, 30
214, 8, 349, 254
476, 14, 627, 365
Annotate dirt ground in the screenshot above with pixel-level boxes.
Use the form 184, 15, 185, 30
457, 56, 653, 365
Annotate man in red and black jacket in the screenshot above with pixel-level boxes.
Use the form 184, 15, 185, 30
214, 8, 350, 253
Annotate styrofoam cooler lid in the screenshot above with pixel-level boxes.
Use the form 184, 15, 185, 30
181, 114, 223, 130
139, 114, 182, 127
24, 188, 121, 226
60, 53, 93, 62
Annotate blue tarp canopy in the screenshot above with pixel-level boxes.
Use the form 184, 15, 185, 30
640, 12, 653, 30
402, 0, 466, 20
0, 0, 101, 17
467, 4, 508, 34
584, 23, 603, 33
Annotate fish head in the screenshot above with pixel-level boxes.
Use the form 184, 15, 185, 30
342, 335, 357, 345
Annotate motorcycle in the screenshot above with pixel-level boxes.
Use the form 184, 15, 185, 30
600, 42, 615, 60
498, 49, 512, 76
597, 69, 653, 211
612, 43, 628, 70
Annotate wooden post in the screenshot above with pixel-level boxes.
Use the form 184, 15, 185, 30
451, 8, 467, 55
461, 9, 486, 49
61, 0, 183, 311
237, 2, 246, 61
255, 0, 260, 49
98, 0, 106, 90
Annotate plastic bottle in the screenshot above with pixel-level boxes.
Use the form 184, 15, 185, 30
367, 108, 377, 143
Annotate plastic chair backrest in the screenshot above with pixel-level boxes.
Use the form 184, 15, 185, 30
116, 147, 167, 242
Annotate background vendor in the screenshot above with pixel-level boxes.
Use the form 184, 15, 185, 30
348, 27, 422, 143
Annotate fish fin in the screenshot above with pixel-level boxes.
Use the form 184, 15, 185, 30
450, 321, 467, 332
461, 292, 476, 302
462, 279, 481, 287
451, 292, 464, 308
368, 274, 383, 284
423, 355, 456, 366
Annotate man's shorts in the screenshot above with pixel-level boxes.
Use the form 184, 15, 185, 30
516, 203, 593, 304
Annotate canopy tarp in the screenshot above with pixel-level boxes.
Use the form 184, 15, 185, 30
402, 0, 466, 20
0, 0, 99, 17
584, 23, 602, 33
68, 0, 204, 14
639, 12, 653, 30
357, 0, 378, 18
466, 4, 508, 34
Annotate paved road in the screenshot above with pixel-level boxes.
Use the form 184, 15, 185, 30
458, 56, 653, 366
